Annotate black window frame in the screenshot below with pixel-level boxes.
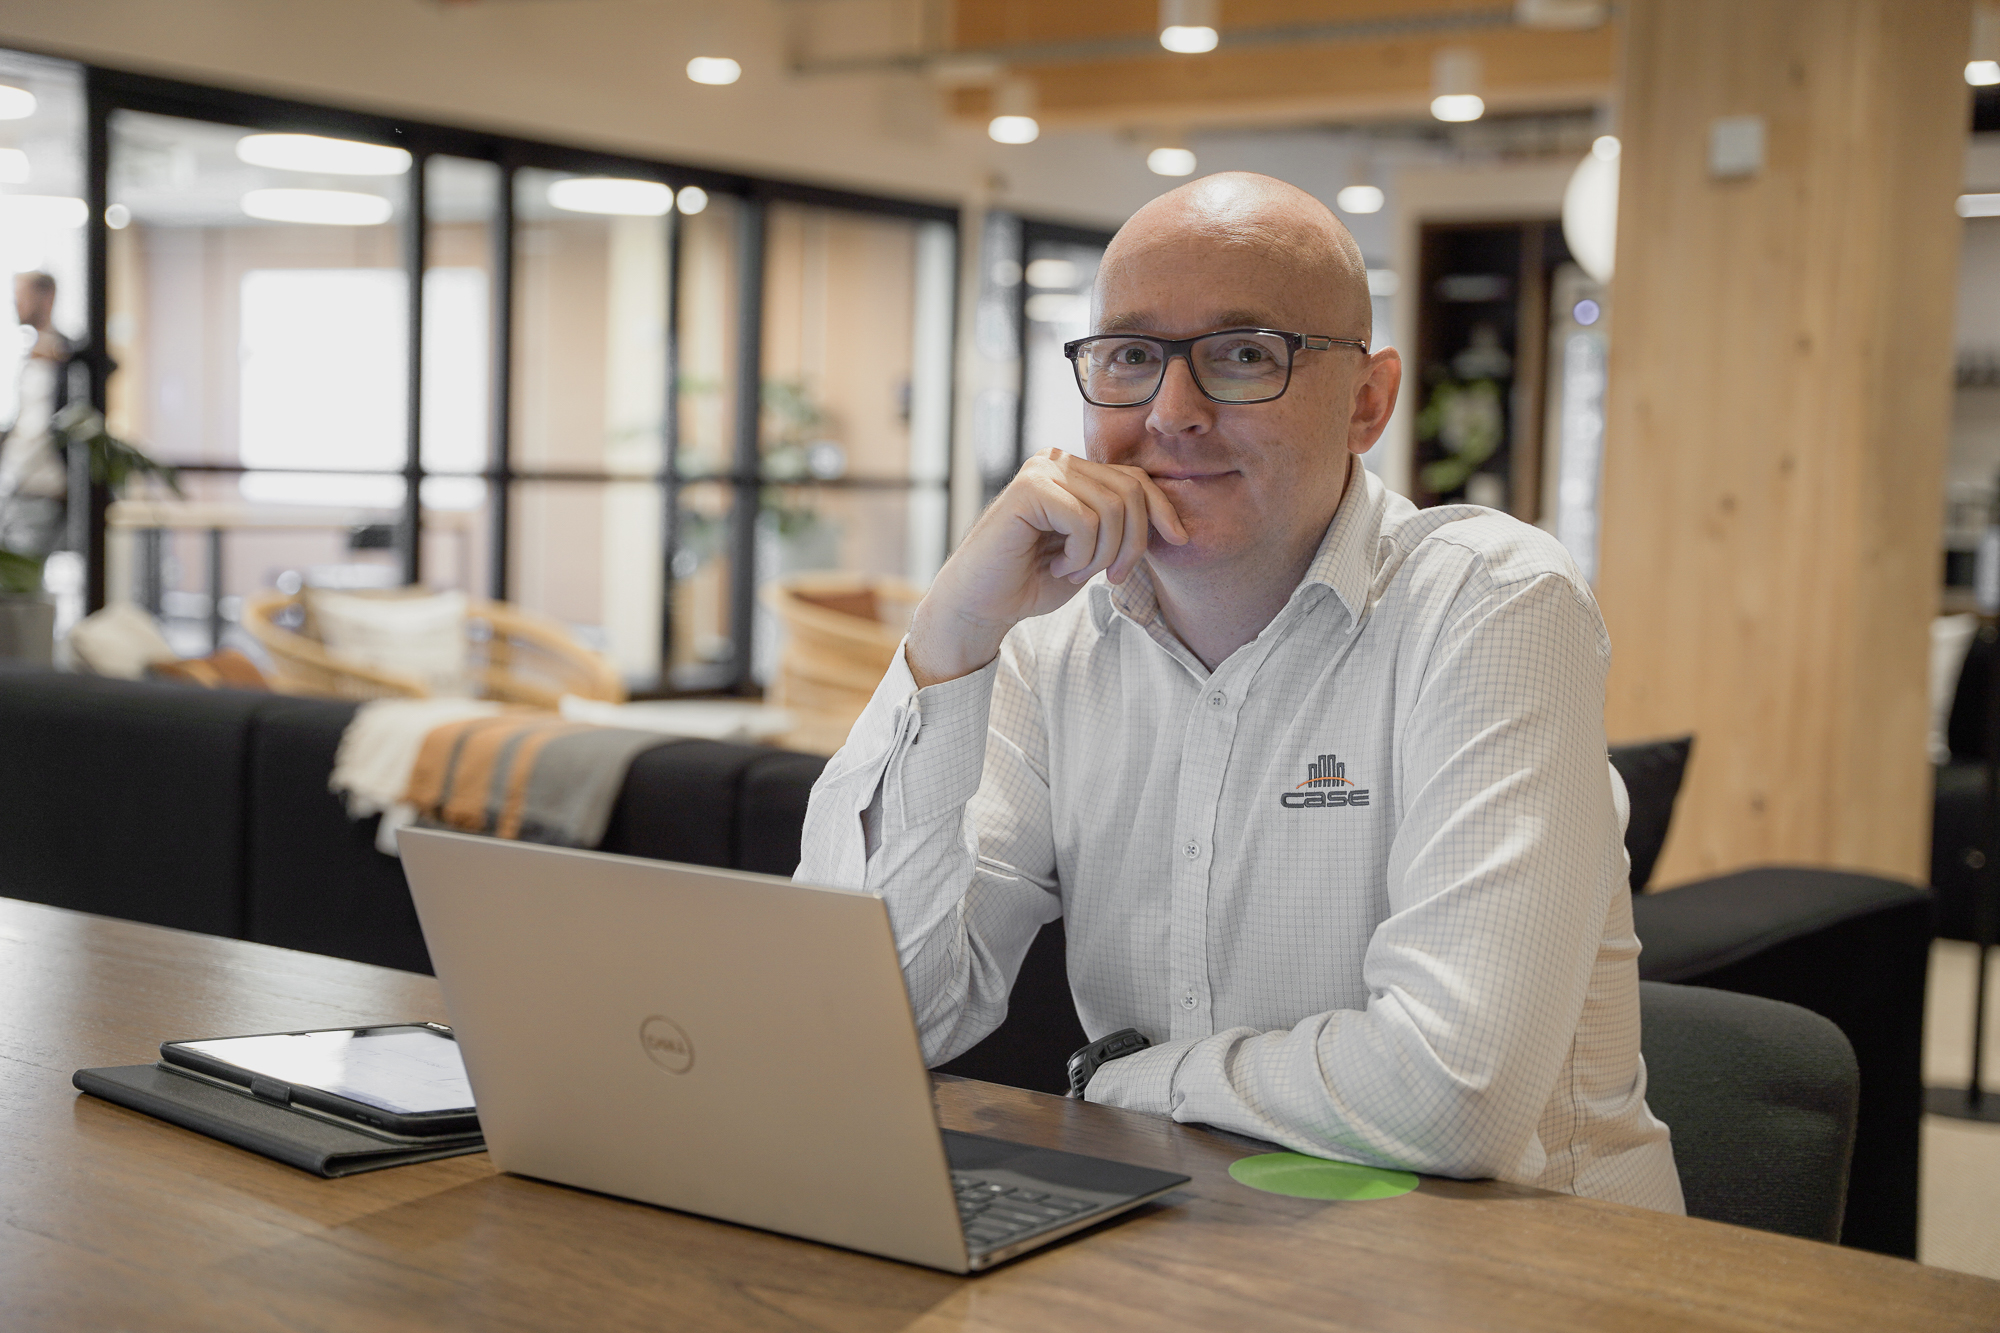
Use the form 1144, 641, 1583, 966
68, 60, 959, 695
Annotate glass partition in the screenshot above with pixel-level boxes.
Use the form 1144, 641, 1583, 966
50, 55, 960, 693
512, 166, 670, 478
103, 108, 415, 646
752, 204, 953, 682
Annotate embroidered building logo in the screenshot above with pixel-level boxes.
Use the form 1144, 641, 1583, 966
1280, 753, 1371, 809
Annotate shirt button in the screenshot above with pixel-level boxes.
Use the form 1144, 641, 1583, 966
1181, 840, 1199, 859
1181, 993, 1197, 1010
1207, 691, 1225, 708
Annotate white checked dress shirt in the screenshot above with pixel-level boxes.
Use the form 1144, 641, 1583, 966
798, 458, 1684, 1211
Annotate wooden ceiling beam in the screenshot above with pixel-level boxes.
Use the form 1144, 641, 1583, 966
948, 24, 1615, 130
949, 0, 1525, 50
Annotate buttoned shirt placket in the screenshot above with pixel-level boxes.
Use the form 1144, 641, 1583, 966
1105, 567, 1363, 1045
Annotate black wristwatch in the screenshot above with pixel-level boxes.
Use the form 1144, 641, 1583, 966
1066, 1027, 1151, 1098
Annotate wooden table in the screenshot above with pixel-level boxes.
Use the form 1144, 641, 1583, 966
2, 896, 1995, 1332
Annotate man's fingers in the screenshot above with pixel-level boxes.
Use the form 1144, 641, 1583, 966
1017, 453, 1188, 589
1131, 470, 1189, 546
1075, 475, 1127, 583
1030, 480, 1099, 580
1108, 478, 1150, 584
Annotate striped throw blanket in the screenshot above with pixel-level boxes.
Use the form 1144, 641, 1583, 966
404, 714, 673, 847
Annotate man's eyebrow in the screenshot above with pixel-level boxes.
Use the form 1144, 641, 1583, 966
1094, 309, 1287, 335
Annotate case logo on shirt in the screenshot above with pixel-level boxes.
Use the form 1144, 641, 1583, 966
1280, 754, 1370, 809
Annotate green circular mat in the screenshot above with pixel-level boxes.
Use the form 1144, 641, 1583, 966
1227, 1153, 1419, 1201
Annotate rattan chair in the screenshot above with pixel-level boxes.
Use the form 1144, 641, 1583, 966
760, 571, 922, 755
243, 588, 624, 709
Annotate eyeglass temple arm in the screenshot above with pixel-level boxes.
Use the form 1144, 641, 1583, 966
1302, 335, 1369, 352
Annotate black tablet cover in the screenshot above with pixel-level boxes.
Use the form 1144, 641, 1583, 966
73, 1063, 486, 1177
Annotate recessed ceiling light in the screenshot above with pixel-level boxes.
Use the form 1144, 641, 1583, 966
241, 188, 394, 226
1336, 184, 1384, 214
105, 203, 131, 230
675, 185, 709, 215
1431, 47, 1484, 123
1969, 60, 2000, 87
1159, 0, 1218, 53
236, 134, 412, 176
1431, 94, 1485, 123
1147, 147, 1197, 176
989, 115, 1040, 144
1160, 26, 1218, 53
0, 148, 26, 185
548, 177, 673, 216
0, 86, 35, 120
687, 57, 742, 86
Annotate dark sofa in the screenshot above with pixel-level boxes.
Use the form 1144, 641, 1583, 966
0, 669, 1929, 1256
0, 670, 826, 974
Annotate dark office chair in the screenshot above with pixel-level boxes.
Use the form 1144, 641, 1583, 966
1638, 981, 1859, 1243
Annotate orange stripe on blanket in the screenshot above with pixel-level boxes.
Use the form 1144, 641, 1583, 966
405, 712, 538, 821
438, 717, 570, 833
406, 716, 502, 814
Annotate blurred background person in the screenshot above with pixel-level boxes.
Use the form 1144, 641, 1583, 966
0, 271, 73, 560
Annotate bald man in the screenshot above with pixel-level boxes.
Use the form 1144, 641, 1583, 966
797, 173, 1682, 1212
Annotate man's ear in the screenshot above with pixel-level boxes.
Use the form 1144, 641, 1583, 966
1347, 348, 1402, 454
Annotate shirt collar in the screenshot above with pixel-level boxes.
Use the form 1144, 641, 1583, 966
1090, 452, 1386, 635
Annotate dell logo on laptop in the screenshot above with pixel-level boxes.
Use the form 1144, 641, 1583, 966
639, 1014, 694, 1074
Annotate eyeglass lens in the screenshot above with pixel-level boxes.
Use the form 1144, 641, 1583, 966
1073, 331, 1293, 405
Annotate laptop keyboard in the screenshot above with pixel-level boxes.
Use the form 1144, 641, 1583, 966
952, 1172, 1097, 1249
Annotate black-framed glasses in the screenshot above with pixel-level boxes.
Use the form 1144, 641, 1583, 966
1062, 328, 1369, 407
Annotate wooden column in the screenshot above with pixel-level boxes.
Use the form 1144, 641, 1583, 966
1597, 0, 1972, 886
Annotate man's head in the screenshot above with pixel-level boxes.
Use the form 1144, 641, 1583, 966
1084, 172, 1400, 574
14, 271, 55, 330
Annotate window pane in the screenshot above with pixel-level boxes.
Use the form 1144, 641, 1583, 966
0, 51, 86, 464
1021, 237, 1103, 458
667, 479, 737, 688
108, 110, 411, 474
510, 478, 663, 684
675, 191, 742, 480
753, 482, 944, 686
106, 471, 407, 655
422, 155, 497, 475
759, 205, 953, 488
421, 475, 490, 598
512, 167, 669, 477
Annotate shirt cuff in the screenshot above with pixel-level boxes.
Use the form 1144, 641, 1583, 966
886, 646, 1000, 830
1081, 1038, 1199, 1117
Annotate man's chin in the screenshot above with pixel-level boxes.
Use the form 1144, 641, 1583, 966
1146, 525, 1233, 570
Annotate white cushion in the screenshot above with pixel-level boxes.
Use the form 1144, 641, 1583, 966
66, 602, 177, 679
312, 589, 469, 695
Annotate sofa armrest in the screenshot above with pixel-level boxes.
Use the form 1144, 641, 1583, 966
1632, 867, 1930, 983
1632, 866, 1931, 1260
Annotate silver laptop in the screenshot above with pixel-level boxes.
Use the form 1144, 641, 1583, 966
399, 828, 1188, 1272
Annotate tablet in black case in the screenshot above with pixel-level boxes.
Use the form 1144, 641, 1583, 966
73, 1063, 486, 1177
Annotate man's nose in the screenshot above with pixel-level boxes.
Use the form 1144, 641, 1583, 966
1146, 355, 1214, 437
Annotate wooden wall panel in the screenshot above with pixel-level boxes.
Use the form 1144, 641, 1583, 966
1596, 0, 1972, 887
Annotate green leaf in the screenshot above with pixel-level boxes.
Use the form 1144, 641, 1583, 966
0, 548, 44, 598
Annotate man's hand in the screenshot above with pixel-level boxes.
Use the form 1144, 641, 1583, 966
906, 449, 1188, 686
